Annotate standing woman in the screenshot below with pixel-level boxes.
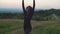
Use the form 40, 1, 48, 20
22, 0, 35, 34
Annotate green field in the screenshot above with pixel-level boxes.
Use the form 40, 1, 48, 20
0, 19, 60, 34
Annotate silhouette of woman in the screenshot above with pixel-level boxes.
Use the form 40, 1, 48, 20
22, 0, 35, 34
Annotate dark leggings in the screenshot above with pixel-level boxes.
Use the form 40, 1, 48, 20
24, 28, 31, 34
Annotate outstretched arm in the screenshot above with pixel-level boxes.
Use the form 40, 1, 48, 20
22, 0, 25, 13
33, 0, 35, 10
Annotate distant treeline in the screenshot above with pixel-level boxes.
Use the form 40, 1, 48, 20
35, 9, 60, 16
0, 13, 24, 19
0, 9, 60, 21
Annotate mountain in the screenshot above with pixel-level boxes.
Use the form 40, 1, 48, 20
0, 8, 23, 13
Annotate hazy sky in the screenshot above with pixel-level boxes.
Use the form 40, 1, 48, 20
0, 0, 60, 9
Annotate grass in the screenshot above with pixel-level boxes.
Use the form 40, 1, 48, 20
31, 21, 60, 34
0, 19, 60, 34
0, 19, 23, 34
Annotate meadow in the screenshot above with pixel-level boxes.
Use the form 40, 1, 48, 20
0, 9, 60, 34
0, 19, 60, 34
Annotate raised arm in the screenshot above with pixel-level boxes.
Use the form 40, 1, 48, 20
22, 0, 25, 13
33, 0, 35, 10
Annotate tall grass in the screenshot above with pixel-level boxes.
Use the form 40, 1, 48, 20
0, 21, 23, 34
0, 19, 60, 34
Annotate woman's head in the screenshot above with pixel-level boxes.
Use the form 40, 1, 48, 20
26, 6, 33, 12
25, 6, 33, 16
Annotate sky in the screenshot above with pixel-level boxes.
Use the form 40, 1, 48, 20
0, 0, 60, 9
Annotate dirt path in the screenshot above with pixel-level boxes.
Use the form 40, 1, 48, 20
11, 29, 23, 34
